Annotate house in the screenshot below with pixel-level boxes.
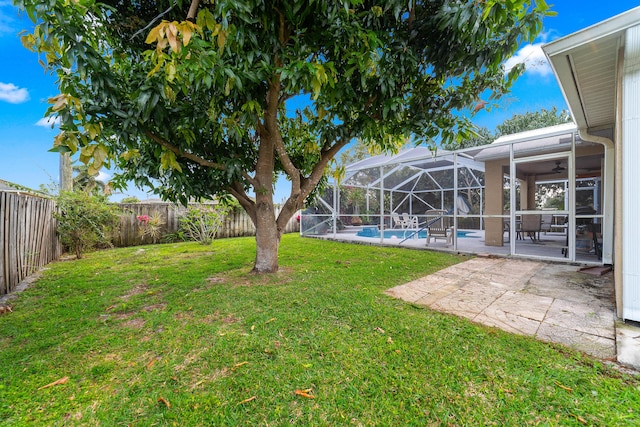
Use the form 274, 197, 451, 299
0, 179, 36, 193
302, 7, 640, 325
0, 179, 19, 191
543, 6, 640, 322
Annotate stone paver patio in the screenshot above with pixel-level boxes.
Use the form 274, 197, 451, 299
386, 257, 618, 360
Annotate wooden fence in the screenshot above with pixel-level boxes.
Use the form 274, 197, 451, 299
0, 191, 62, 296
0, 197, 299, 296
113, 203, 300, 247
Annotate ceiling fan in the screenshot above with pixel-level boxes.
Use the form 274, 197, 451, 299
552, 161, 566, 173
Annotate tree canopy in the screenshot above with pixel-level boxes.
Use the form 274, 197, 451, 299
495, 106, 572, 136
17, 0, 552, 272
443, 106, 573, 151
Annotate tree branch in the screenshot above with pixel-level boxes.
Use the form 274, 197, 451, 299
301, 137, 350, 199
186, 0, 200, 21
276, 135, 350, 230
273, 131, 300, 190
277, 139, 345, 229
228, 181, 257, 224
130, 1, 177, 40
242, 171, 259, 189
274, 6, 286, 45
278, 93, 295, 104
408, 0, 416, 30
144, 130, 226, 170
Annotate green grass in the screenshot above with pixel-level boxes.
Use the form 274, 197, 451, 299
1, 235, 638, 426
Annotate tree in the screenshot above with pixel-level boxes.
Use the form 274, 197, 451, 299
441, 126, 494, 151
443, 106, 572, 151
59, 152, 73, 192
17, 0, 551, 272
72, 163, 108, 195
496, 106, 572, 136
54, 192, 120, 259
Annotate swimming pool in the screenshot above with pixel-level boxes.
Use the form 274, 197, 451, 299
356, 227, 477, 239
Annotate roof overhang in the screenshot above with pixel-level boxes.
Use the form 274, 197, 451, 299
473, 123, 579, 162
543, 7, 640, 132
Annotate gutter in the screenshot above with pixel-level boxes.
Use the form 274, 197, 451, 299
576, 129, 614, 265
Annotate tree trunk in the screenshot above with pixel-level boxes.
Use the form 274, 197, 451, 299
60, 152, 73, 192
249, 74, 285, 273
253, 199, 281, 273
75, 242, 83, 259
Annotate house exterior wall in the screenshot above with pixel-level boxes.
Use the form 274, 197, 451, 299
622, 24, 640, 322
615, 45, 624, 318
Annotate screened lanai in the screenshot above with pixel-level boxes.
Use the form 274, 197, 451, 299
300, 146, 484, 238
300, 123, 608, 265
341, 146, 485, 228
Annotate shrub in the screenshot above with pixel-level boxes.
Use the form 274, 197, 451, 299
178, 204, 230, 245
54, 191, 120, 258
136, 212, 165, 244
119, 196, 140, 203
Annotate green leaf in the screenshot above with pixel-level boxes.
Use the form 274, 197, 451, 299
160, 150, 183, 173
93, 144, 108, 166
48, 145, 72, 153
217, 30, 227, 52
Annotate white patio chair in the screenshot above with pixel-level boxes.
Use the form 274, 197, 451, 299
391, 212, 407, 229
402, 213, 419, 229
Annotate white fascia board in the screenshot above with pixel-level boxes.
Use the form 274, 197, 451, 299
543, 8, 640, 129
544, 52, 589, 129
544, 7, 640, 56
492, 123, 577, 145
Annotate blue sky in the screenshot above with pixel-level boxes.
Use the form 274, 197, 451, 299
1, 1, 639, 202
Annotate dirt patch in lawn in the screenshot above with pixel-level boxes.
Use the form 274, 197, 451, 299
123, 318, 146, 329
142, 303, 167, 312
121, 283, 150, 299
206, 267, 295, 287
201, 310, 241, 325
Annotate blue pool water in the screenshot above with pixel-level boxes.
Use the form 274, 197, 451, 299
356, 227, 477, 239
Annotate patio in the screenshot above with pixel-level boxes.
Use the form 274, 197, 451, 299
307, 225, 603, 265
304, 232, 640, 370
301, 123, 608, 265
386, 257, 616, 360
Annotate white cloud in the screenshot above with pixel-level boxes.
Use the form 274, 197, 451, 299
35, 116, 61, 128
0, 2, 18, 35
503, 43, 552, 77
96, 171, 111, 182
0, 82, 29, 103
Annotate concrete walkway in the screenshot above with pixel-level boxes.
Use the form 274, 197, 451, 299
386, 257, 639, 370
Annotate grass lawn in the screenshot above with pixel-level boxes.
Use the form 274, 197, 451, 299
1, 234, 638, 426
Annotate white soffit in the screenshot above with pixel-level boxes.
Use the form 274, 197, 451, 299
543, 7, 640, 130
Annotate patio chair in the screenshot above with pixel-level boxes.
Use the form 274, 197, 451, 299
503, 211, 516, 242
503, 219, 511, 243
520, 214, 542, 241
540, 212, 554, 234
391, 212, 406, 229
402, 212, 419, 229
425, 209, 453, 246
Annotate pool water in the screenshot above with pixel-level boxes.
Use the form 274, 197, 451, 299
356, 227, 477, 239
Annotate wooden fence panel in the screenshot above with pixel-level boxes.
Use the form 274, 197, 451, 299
0, 192, 6, 295
0, 194, 300, 296
0, 191, 62, 296
113, 203, 300, 247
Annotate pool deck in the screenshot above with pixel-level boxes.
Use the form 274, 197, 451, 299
305, 229, 640, 372
311, 226, 603, 264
